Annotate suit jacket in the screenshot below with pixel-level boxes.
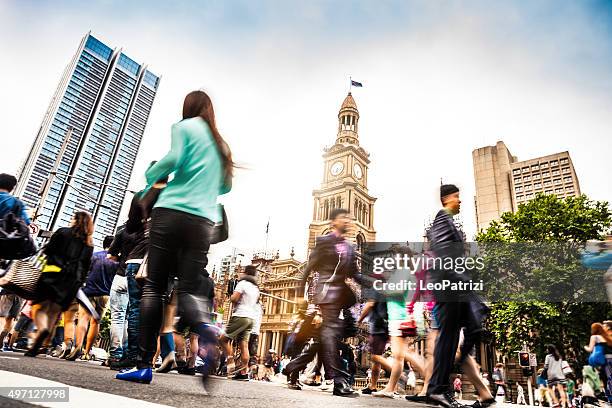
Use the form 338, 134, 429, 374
299, 233, 362, 307
427, 209, 471, 290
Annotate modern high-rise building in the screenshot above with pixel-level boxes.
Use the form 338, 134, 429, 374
473, 141, 581, 232
15, 32, 160, 246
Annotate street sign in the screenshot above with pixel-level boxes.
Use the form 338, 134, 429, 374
28, 223, 40, 236
529, 353, 537, 367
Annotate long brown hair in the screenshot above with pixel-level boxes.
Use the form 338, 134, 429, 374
71, 211, 94, 246
592, 322, 612, 346
182, 90, 233, 186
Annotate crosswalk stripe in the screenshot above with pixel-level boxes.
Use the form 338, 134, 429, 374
0, 370, 172, 408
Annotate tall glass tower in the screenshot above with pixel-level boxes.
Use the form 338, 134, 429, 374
15, 32, 160, 246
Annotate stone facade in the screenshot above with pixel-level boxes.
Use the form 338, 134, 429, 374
308, 93, 377, 250
473, 141, 581, 232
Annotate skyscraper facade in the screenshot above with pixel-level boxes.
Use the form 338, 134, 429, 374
15, 33, 159, 246
473, 141, 581, 232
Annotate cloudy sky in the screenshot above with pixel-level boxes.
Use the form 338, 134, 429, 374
1, 1, 611, 268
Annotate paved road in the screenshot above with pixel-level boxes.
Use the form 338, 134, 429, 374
0, 351, 428, 408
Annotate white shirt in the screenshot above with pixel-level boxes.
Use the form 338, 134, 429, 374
232, 280, 260, 320
251, 303, 263, 334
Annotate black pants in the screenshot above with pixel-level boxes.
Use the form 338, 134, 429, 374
137, 208, 213, 368
319, 304, 350, 385
428, 300, 485, 395
284, 341, 320, 383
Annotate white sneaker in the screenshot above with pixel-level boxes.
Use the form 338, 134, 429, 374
372, 390, 397, 399
320, 380, 333, 391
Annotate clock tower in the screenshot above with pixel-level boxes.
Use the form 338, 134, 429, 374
308, 92, 377, 250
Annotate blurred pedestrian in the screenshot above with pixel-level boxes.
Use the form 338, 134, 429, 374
117, 90, 232, 386
27, 211, 93, 357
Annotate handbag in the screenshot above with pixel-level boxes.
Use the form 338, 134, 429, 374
0, 250, 47, 299
135, 254, 148, 283
0, 201, 36, 260
209, 204, 228, 244
561, 360, 573, 375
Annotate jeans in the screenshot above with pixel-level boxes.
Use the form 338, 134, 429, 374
109, 274, 129, 360
137, 208, 213, 368
126, 263, 142, 361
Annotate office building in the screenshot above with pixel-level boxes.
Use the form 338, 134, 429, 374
15, 32, 160, 246
473, 141, 581, 231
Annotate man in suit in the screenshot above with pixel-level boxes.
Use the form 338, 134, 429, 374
426, 184, 491, 408
299, 208, 361, 397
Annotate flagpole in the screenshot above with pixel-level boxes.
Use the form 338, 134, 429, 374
264, 217, 270, 256
349, 76, 352, 93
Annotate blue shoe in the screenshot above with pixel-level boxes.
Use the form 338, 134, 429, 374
2, 344, 13, 352
115, 367, 152, 384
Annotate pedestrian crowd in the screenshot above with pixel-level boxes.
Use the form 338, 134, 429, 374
1, 90, 611, 408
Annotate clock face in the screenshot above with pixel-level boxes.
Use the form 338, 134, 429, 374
353, 163, 363, 179
330, 161, 344, 176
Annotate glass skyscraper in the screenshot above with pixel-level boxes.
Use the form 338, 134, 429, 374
15, 32, 160, 246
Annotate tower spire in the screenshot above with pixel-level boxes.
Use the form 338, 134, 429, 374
336, 92, 359, 145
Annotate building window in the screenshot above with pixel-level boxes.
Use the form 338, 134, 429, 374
532, 164, 539, 170
564, 177, 572, 183
517, 196, 523, 201
560, 158, 568, 164
533, 173, 540, 180
534, 183, 542, 189
513, 169, 521, 175
551, 160, 558, 166
552, 170, 560, 176
525, 185, 532, 191
514, 178, 521, 184
522, 167, 529, 173
562, 167, 570, 174
542, 172, 550, 178
554, 179, 562, 185
541, 162, 548, 169
515, 186, 522, 192
524, 175, 531, 181
555, 188, 563, 193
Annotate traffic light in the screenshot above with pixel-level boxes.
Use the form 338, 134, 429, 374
518, 352, 530, 368
522, 368, 533, 377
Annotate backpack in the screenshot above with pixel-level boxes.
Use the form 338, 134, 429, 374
0, 200, 36, 260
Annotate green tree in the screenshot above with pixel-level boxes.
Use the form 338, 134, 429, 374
476, 193, 612, 364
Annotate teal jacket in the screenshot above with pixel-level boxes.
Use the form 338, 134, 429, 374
145, 117, 230, 222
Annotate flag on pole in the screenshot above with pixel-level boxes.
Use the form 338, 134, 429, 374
265, 221, 269, 234
351, 80, 363, 87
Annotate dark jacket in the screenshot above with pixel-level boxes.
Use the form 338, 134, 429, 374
124, 193, 148, 261
427, 209, 470, 299
38, 227, 93, 310
82, 250, 118, 297
299, 232, 363, 307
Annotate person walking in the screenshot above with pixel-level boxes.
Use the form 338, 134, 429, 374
299, 208, 365, 397
544, 344, 568, 408
219, 265, 260, 380
66, 235, 117, 361
426, 184, 491, 408
116, 90, 232, 386
26, 211, 94, 357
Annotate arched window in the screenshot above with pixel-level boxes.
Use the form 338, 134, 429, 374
324, 199, 329, 219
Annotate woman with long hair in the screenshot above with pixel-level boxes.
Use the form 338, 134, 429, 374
585, 322, 612, 402
26, 211, 94, 356
117, 90, 232, 385
544, 344, 567, 408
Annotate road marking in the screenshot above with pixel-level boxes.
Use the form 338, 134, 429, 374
0, 370, 172, 407
0, 356, 20, 360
